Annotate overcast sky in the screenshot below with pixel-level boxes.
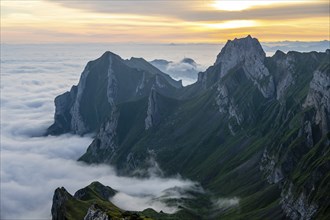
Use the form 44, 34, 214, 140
1, 0, 329, 43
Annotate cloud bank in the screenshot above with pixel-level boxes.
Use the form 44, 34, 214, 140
150, 58, 205, 85
0, 45, 201, 219
1, 42, 327, 219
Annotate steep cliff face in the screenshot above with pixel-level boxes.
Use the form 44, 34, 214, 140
80, 107, 120, 163
47, 86, 77, 134
49, 36, 330, 219
145, 88, 161, 130
215, 83, 243, 129
79, 88, 179, 169
46, 52, 181, 135
268, 50, 296, 100
199, 35, 275, 98
52, 187, 72, 220
259, 52, 330, 220
304, 62, 330, 135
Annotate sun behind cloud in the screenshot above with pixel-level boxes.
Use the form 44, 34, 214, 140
210, 0, 310, 11
0, 0, 329, 43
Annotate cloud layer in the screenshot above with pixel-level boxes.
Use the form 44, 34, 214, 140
1, 42, 328, 219
0, 44, 202, 219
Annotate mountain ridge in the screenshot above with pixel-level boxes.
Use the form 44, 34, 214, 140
48, 36, 330, 219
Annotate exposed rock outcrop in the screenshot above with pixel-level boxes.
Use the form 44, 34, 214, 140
79, 107, 120, 163
260, 149, 284, 184
145, 88, 161, 130
271, 50, 296, 100
70, 67, 90, 135
215, 35, 275, 98
215, 83, 243, 126
106, 56, 117, 105
84, 204, 109, 220
304, 63, 330, 135
47, 86, 77, 134
280, 183, 318, 220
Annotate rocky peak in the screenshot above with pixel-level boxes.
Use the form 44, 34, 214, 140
100, 51, 121, 61
215, 35, 265, 71
211, 36, 275, 98
51, 187, 71, 220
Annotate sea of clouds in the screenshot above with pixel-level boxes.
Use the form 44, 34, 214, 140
2, 42, 327, 219
0, 44, 208, 219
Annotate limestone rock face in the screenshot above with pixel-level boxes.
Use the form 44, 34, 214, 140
47, 51, 181, 136
106, 56, 117, 106
197, 71, 208, 89
260, 149, 284, 184
70, 68, 91, 135
304, 63, 330, 135
145, 88, 161, 130
84, 205, 109, 220
215, 35, 275, 98
47, 86, 77, 134
215, 83, 243, 126
280, 183, 318, 220
80, 107, 120, 163
271, 51, 296, 100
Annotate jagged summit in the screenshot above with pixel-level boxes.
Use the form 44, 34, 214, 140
215, 35, 266, 76
197, 35, 275, 98
46, 50, 182, 135
98, 50, 123, 62
101, 50, 118, 57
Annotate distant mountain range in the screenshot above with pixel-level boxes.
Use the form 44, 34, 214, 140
262, 40, 330, 53
48, 35, 330, 220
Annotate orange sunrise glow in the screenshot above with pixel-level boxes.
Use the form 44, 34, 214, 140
1, 0, 329, 43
